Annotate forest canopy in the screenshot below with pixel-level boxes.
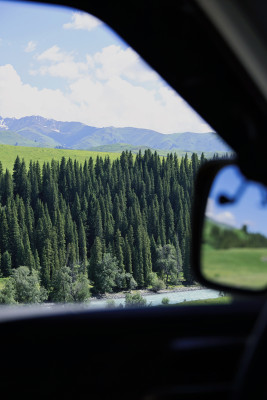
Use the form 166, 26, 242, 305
0, 150, 206, 303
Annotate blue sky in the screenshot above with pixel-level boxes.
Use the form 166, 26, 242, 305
0, 0, 212, 133
206, 165, 267, 237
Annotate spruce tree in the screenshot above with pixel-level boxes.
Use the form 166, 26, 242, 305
0, 210, 9, 253
78, 220, 87, 272
8, 203, 24, 268
23, 231, 35, 271
89, 236, 103, 282
2, 169, 14, 204
41, 238, 53, 288
2, 250, 12, 277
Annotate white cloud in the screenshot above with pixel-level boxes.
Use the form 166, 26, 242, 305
206, 198, 237, 227
25, 40, 37, 53
93, 45, 159, 82
215, 211, 237, 227
206, 198, 215, 219
63, 12, 101, 31
33, 44, 159, 83
33, 46, 90, 80
0, 64, 81, 121
32, 61, 88, 80
68, 75, 161, 127
67, 74, 210, 132
0, 60, 212, 133
37, 45, 72, 63
32, 45, 88, 80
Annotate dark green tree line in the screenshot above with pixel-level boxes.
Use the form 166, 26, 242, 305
0, 150, 204, 301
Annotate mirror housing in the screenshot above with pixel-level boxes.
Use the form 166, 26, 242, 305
192, 159, 267, 295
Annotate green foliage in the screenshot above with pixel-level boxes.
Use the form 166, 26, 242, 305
0, 278, 17, 304
71, 273, 91, 302
11, 266, 48, 304
124, 273, 138, 290
156, 244, 179, 286
125, 292, 147, 308
51, 265, 90, 303
1, 251, 12, 277
204, 218, 267, 250
148, 272, 166, 292
94, 252, 119, 294
161, 297, 170, 305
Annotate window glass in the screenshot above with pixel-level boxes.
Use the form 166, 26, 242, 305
0, 1, 231, 309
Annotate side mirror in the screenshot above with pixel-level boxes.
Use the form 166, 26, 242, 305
192, 160, 267, 295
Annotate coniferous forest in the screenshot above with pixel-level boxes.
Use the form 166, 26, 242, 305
0, 150, 207, 303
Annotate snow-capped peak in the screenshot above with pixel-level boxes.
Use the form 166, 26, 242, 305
0, 118, 8, 130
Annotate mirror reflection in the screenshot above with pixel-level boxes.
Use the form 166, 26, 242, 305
202, 164, 267, 290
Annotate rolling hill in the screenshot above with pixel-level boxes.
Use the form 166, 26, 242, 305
0, 115, 231, 153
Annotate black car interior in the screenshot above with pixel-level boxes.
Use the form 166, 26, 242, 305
1, 0, 267, 399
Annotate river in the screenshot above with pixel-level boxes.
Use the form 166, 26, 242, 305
88, 288, 220, 309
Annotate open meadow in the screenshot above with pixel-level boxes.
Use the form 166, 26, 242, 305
0, 144, 122, 172
202, 247, 267, 290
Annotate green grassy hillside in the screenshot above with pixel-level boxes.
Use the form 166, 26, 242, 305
202, 217, 267, 290
0, 144, 122, 172
202, 246, 267, 290
86, 143, 228, 158
0, 130, 39, 147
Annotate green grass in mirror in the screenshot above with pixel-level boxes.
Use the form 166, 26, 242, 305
202, 247, 267, 290
202, 218, 267, 290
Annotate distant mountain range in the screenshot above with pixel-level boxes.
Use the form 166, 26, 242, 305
0, 115, 231, 154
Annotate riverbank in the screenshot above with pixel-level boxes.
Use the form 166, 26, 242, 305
89, 287, 220, 308
90, 285, 205, 301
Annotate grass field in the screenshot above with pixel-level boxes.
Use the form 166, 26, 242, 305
0, 144, 122, 172
177, 296, 232, 306
202, 247, 267, 290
